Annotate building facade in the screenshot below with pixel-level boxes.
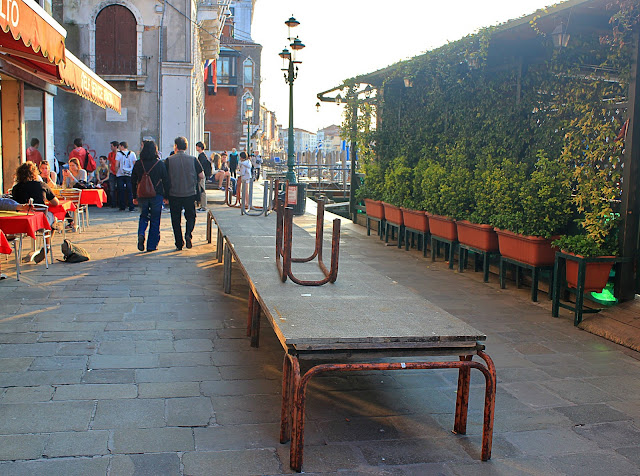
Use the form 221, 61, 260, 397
316, 125, 342, 154
204, 0, 261, 154
52, 0, 227, 159
0, 0, 121, 192
253, 104, 280, 159
281, 128, 318, 155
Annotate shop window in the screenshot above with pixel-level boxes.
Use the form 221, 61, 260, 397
95, 5, 136, 75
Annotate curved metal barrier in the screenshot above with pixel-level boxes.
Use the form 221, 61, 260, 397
275, 199, 340, 286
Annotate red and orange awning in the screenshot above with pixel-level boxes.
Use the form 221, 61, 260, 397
0, 0, 66, 65
0, 1, 121, 112
58, 50, 121, 113
0, 48, 122, 113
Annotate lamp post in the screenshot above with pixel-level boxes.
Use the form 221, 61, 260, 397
245, 96, 253, 154
317, 84, 375, 221
280, 15, 305, 183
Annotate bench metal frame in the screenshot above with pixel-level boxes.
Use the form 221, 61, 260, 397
279, 346, 496, 472
210, 208, 497, 473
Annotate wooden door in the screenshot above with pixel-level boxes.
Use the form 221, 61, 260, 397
95, 5, 136, 75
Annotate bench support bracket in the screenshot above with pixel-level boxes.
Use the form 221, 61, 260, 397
280, 350, 496, 472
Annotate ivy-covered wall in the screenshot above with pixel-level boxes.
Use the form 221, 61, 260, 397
353, 1, 637, 253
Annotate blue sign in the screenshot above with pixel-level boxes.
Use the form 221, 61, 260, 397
274, 156, 281, 163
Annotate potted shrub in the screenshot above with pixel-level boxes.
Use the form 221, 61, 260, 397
552, 234, 617, 292
456, 164, 499, 252
421, 160, 473, 241
555, 98, 624, 292
357, 161, 386, 235
490, 154, 572, 266
381, 157, 415, 228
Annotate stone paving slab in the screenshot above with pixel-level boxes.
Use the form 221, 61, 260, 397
0, 202, 638, 474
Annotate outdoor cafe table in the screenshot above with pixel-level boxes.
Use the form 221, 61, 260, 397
0, 230, 10, 254
47, 199, 76, 220
207, 203, 497, 472
0, 230, 10, 279
78, 188, 106, 227
0, 210, 50, 239
79, 188, 107, 207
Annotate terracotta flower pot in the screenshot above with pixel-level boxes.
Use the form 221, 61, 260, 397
456, 220, 498, 252
401, 208, 429, 232
382, 202, 403, 226
364, 199, 385, 220
427, 213, 457, 241
563, 252, 615, 293
495, 228, 557, 267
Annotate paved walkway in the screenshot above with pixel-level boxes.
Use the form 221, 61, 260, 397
0, 195, 639, 475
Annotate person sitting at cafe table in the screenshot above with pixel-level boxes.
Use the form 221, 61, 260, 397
11, 162, 59, 263
38, 161, 57, 188
62, 157, 87, 188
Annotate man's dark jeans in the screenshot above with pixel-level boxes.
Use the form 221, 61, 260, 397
108, 174, 117, 207
117, 175, 134, 211
169, 195, 197, 249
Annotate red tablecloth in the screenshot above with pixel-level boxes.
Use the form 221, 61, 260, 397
48, 199, 77, 220
0, 211, 51, 239
80, 189, 107, 207
0, 230, 11, 255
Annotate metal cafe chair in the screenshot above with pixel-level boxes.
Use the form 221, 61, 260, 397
57, 188, 87, 235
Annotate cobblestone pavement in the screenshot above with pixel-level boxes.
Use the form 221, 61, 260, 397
0, 201, 639, 475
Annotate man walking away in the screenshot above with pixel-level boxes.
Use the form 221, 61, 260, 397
164, 137, 204, 250
196, 141, 212, 211
115, 141, 136, 212
107, 141, 119, 207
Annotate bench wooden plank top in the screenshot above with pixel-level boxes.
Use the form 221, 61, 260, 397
211, 203, 486, 354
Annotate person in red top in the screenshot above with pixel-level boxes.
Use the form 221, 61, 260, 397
26, 138, 43, 166
68, 138, 86, 163
107, 140, 119, 207
69, 138, 96, 182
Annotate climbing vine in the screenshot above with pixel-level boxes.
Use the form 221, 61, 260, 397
345, 2, 640, 250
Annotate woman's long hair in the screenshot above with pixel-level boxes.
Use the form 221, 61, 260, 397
140, 140, 159, 161
15, 162, 38, 183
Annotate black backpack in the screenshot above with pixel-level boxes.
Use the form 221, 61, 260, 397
60, 239, 90, 263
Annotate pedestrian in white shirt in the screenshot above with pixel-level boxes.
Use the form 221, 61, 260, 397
115, 141, 137, 212
238, 151, 252, 209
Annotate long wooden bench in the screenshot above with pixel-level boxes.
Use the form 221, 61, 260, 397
206, 204, 496, 472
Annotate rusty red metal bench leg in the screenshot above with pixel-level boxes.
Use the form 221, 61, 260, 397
454, 355, 472, 434
477, 350, 496, 461
246, 289, 262, 347
280, 353, 299, 445
282, 351, 497, 472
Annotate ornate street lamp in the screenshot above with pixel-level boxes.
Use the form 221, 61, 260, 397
280, 15, 304, 183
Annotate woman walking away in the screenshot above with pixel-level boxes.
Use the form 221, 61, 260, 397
131, 140, 169, 252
